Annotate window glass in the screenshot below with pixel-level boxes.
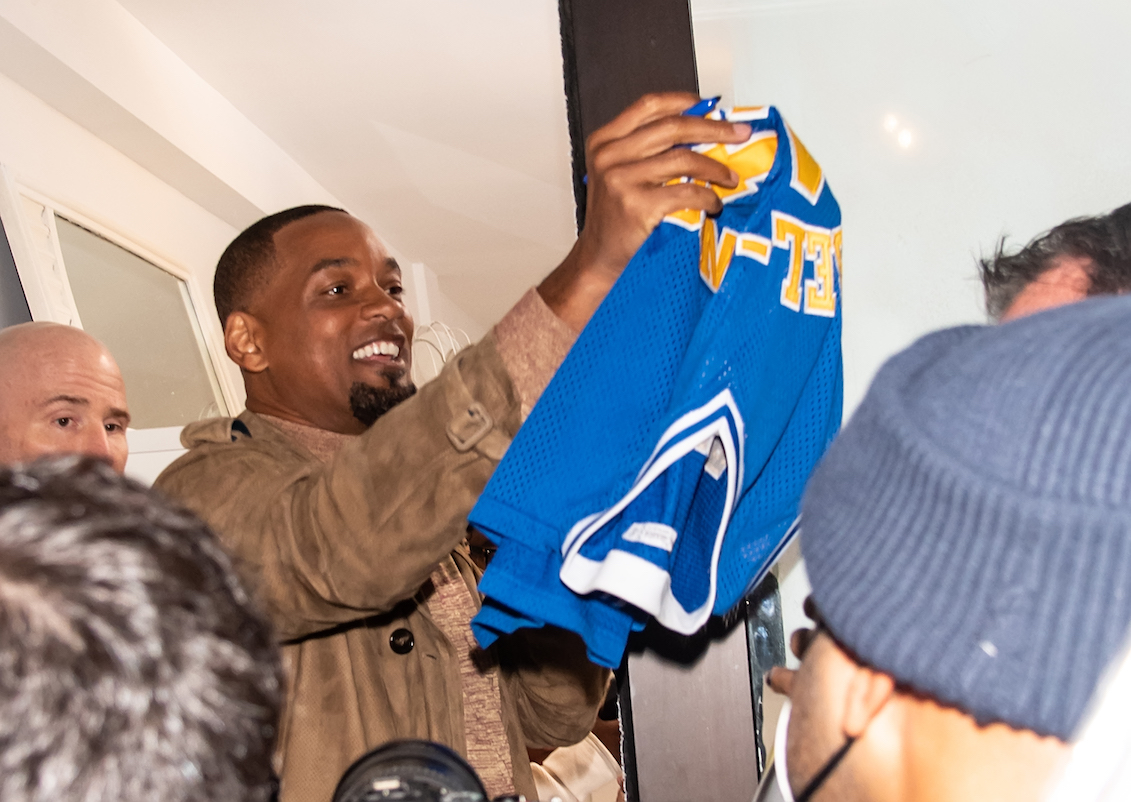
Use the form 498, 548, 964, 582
55, 216, 226, 428
0, 215, 31, 328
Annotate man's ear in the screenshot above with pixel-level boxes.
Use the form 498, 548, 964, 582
841, 662, 896, 738
224, 312, 269, 373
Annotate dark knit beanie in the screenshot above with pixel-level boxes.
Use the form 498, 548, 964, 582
801, 295, 1131, 740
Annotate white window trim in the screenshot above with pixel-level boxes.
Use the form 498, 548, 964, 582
0, 163, 239, 416
0, 164, 81, 327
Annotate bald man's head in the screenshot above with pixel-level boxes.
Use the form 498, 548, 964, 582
0, 323, 130, 472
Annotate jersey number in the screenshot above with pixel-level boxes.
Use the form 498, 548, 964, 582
773, 212, 841, 317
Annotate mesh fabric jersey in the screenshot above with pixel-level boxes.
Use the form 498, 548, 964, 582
471, 106, 843, 668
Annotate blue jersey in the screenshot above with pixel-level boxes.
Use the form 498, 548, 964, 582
470, 106, 843, 668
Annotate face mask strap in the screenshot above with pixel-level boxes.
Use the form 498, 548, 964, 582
793, 735, 856, 802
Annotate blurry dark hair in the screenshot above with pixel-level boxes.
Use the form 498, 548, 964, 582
214, 204, 346, 327
0, 456, 282, 802
979, 202, 1131, 319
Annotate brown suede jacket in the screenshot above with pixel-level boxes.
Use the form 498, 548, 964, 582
155, 328, 609, 802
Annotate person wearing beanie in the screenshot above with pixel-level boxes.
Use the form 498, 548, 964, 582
773, 294, 1131, 802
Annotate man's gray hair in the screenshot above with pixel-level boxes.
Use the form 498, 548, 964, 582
979, 202, 1131, 319
0, 456, 282, 802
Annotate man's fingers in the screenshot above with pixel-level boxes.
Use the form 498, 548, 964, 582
802, 595, 819, 621
554, 92, 762, 324
639, 182, 725, 221
592, 115, 752, 167
648, 147, 741, 188
603, 149, 740, 206
766, 666, 796, 697
591, 116, 752, 174
587, 92, 704, 150
790, 627, 816, 660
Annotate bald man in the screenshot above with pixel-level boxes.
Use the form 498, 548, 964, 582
0, 322, 130, 473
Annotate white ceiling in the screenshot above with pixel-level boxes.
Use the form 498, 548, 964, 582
118, 0, 578, 328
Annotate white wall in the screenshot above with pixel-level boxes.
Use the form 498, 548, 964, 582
0, 0, 339, 229
694, 0, 1131, 415
693, 0, 1131, 742
0, 68, 245, 390
0, 68, 237, 282
404, 260, 488, 344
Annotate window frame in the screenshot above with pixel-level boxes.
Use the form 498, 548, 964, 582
0, 166, 239, 419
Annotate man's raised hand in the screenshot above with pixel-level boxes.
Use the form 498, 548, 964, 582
539, 92, 753, 331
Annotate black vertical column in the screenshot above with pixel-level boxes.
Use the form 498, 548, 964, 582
556, 4, 696, 796
558, 5, 702, 798
558, 0, 699, 230
556, 7, 793, 799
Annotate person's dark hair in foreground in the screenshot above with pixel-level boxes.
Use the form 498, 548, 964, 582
979, 201, 1131, 320
0, 456, 282, 802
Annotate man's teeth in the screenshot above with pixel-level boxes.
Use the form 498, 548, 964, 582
352, 342, 401, 360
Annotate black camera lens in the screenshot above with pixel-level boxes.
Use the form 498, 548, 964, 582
332, 740, 489, 802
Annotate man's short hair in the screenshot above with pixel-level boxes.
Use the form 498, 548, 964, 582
979, 202, 1131, 319
0, 456, 282, 801
214, 204, 346, 326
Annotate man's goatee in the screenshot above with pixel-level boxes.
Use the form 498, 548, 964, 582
349, 382, 417, 427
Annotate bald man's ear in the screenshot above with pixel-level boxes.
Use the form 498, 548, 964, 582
224, 312, 269, 373
841, 662, 896, 739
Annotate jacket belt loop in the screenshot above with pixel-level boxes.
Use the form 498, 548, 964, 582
447, 402, 495, 452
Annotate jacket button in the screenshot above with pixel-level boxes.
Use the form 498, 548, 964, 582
389, 628, 414, 655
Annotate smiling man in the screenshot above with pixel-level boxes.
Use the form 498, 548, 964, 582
216, 209, 419, 434
0, 322, 130, 473
155, 93, 751, 801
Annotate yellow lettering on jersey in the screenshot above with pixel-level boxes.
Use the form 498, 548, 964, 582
699, 217, 739, 291
738, 234, 772, 265
804, 229, 836, 317
666, 206, 705, 231
773, 214, 808, 312
787, 125, 825, 206
728, 106, 771, 121
773, 212, 839, 315
833, 227, 843, 280
702, 132, 778, 204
